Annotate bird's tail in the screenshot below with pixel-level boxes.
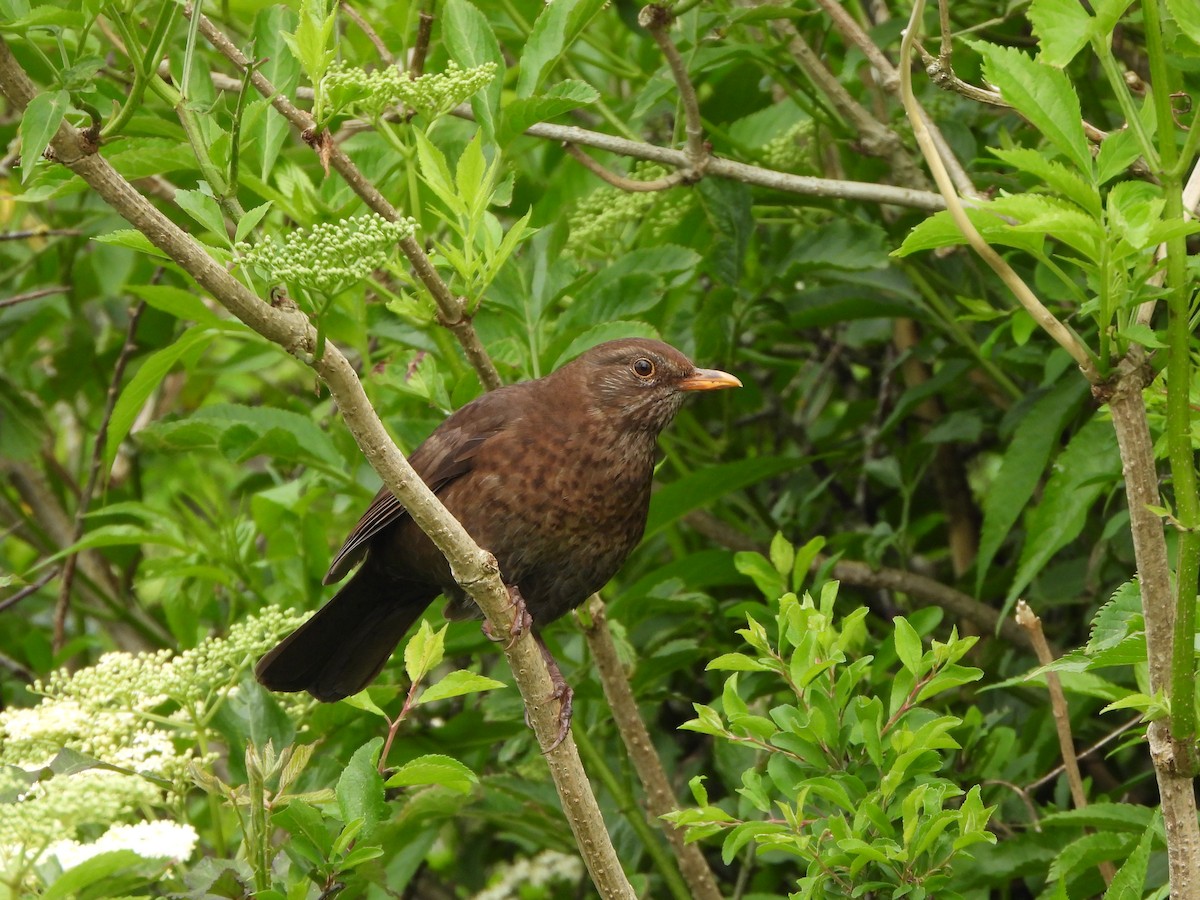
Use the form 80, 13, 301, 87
255, 563, 436, 702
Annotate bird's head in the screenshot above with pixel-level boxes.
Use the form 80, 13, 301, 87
564, 338, 741, 434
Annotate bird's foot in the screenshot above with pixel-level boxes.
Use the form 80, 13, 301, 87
534, 633, 573, 752
481, 585, 533, 650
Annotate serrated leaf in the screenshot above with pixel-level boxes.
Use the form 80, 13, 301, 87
403, 621, 446, 684
990, 147, 1100, 214
1167, 0, 1200, 45
971, 40, 1091, 173
499, 80, 599, 145
336, 739, 388, 841
706, 653, 772, 672
234, 201, 273, 244
174, 188, 229, 240
384, 754, 478, 794
1087, 580, 1143, 653
417, 670, 506, 704
894, 205, 1047, 257
1028, 0, 1093, 65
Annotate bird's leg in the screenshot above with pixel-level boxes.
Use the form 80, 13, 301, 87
531, 633, 574, 752
481, 583, 533, 649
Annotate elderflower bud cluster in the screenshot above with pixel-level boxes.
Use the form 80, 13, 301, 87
472, 850, 584, 900
568, 163, 678, 253
237, 214, 416, 293
323, 60, 498, 120
759, 121, 815, 173
0, 607, 307, 882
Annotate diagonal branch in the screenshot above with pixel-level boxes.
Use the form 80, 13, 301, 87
0, 36, 633, 898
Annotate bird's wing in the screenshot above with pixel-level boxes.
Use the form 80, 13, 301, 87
322, 390, 519, 584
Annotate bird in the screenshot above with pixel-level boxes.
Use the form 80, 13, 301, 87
255, 338, 740, 743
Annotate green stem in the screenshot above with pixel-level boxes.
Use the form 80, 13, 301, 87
1090, 35, 1160, 172
1141, 0, 1199, 763
572, 726, 694, 900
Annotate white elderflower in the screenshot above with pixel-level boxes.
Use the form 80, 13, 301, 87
45, 820, 198, 870
472, 850, 584, 899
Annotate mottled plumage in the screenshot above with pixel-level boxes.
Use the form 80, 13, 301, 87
256, 338, 740, 705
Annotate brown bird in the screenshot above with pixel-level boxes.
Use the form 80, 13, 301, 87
255, 338, 740, 739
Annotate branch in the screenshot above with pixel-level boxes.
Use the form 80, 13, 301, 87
896, 0, 1099, 382
562, 143, 689, 192
0, 37, 633, 898
810, 0, 979, 199
1015, 600, 1114, 886
639, 5, 708, 174
191, 10, 502, 392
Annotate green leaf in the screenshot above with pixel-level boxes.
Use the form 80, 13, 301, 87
384, 753, 478, 794
418, 669, 507, 704
646, 457, 804, 539
990, 147, 1100, 214
1104, 813, 1158, 899
18, 89, 70, 183
404, 620, 446, 684
1028, 0, 1092, 65
105, 327, 221, 465
174, 188, 228, 240
706, 652, 773, 672
1005, 416, 1121, 613
893, 617, 922, 675
336, 738, 388, 841
42, 850, 165, 900
235, 201, 273, 244
128, 284, 225, 326
1087, 580, 1143, 652
1167, 0, 1200, 45
442, 0, 503, 143
499, 80, 599, 146
976, 378, 1089, 595
516, 0, 609, 98
894, 205, 1048, 258
734, 553, 786, 600
93, 228, 171, 258
971, 41, 1091, 173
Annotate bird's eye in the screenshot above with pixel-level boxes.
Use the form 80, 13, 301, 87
632, 357, 655, 379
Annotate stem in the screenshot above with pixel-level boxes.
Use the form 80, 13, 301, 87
1141, 0, 1200, 761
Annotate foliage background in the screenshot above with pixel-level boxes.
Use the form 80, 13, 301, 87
1, 0, 1198, 897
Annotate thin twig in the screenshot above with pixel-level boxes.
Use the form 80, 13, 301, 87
0, 229, 81, 241
1016, 601, 1115, 887
0, 567, 59, 614
1026, 715, 1144, 792
638, 5, 708, 174
191, 10, 503, 392
0, 286, 70, 308
563, 143, 688, 191
409, 10, 433, 79
810, 0, 979, 198
339, 1, 393, 65
897, 0, 1100, 381
52, 300, 146, 653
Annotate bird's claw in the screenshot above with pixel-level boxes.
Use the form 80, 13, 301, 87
481, 585, 533, 649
